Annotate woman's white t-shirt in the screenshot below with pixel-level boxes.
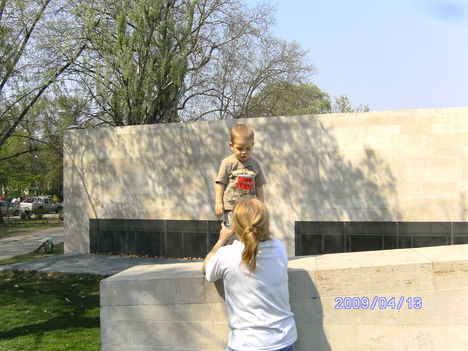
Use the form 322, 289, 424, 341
205, 239, 297, 351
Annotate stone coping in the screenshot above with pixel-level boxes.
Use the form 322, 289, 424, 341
105, 243, 468, 281
101, 244, 468, 306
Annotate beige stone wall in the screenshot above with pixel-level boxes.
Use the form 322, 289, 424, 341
100, 244, 468, 350
64, 107, 468, 254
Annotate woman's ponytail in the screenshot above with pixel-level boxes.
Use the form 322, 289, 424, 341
232, 197, 270, 272
242, 226, 260, 272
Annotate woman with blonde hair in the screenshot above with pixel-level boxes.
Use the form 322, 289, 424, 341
203, 196, 297, 351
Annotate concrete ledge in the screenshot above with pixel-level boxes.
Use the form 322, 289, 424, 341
100, 244, 468, 350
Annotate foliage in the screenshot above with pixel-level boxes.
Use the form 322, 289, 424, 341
332, 95, 370, 113
243, 82, 370, 117
0, 94, 91, 197
245, 82, 332, 117
74, 0, 198, 125
33, 207, 45, 219
0, 135, 43, 198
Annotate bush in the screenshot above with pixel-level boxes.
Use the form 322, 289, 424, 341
20, 210, 31, 219
33, 207, 45, 219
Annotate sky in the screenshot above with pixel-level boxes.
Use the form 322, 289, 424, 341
248, 0, 468, 112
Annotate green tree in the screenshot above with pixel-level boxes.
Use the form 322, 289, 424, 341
239, 82, 370, 118
0, 135, 42, 198
245, 82, 332, 118
332, 95, 370, 113
74, 0, 198, 125
0, 94, 90, 203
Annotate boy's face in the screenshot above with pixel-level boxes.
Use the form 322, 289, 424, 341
230, 137, 254, 161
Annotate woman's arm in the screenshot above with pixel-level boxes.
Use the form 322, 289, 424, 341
202, 223, 234, 274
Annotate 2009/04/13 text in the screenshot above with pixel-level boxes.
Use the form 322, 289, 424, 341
334, 296, 423, 310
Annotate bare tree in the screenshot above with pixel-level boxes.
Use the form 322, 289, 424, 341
0, 0, 86, 152
180, 1, 315, 120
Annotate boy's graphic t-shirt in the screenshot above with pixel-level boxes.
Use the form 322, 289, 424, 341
215, 154, 266, 210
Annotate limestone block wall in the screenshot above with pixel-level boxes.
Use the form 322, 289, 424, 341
100, 244, 468, 351
64, 107, 468, 255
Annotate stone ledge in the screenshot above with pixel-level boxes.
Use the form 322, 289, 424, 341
101, 244, 468, 350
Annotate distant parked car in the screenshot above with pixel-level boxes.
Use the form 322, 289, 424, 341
0, 201, 20, 216
20, 196, 63, 214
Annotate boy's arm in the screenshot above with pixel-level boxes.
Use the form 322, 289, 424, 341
214, 182, 225, 217
256, 184, 264, 202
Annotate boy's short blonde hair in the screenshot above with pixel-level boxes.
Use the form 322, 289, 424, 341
230, 124, 254, 143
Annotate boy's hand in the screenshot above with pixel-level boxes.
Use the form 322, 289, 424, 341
215, 203, 224, 217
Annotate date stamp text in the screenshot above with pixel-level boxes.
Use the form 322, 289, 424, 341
334, 296, 423, 310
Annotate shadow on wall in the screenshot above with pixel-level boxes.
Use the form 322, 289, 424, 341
64, 131, 105, 253
253, 115, 401, 249
64, 114, 401, 253
65, 123, 226, 221
288, 267, 331, 351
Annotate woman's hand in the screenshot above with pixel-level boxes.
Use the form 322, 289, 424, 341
219, 222, 235, 244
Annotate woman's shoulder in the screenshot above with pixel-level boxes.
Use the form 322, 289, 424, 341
218, 240, 244, 255
262, 238, 287, 254
266, 237, 285, 246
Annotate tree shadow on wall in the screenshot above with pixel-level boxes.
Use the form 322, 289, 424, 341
65, 115, 401, 233
251, 115, 401, 249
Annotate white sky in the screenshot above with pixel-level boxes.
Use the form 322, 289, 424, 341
249, 0, 468, 111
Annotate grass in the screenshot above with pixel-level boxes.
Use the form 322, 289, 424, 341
0, 270, 106, 351
0, 217, 63, 240
0, 237, 107, 350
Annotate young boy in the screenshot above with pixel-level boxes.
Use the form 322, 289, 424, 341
215, 124, 266, 227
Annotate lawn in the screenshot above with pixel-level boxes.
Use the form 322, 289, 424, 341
0, 217, 63, 240
0, 270, 106, 351
0, 242, 107, 350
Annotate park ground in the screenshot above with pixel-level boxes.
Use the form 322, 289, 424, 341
0, 216, 104, 351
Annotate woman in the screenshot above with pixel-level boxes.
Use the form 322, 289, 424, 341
203, 196, 297, 351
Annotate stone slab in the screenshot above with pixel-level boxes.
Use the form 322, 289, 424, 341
101, 244, 468, 350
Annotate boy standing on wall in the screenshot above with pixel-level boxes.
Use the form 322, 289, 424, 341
215, 124, 266, 227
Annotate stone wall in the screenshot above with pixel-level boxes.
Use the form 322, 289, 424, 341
100, 244, 468, 350
64, 107, 468, 255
